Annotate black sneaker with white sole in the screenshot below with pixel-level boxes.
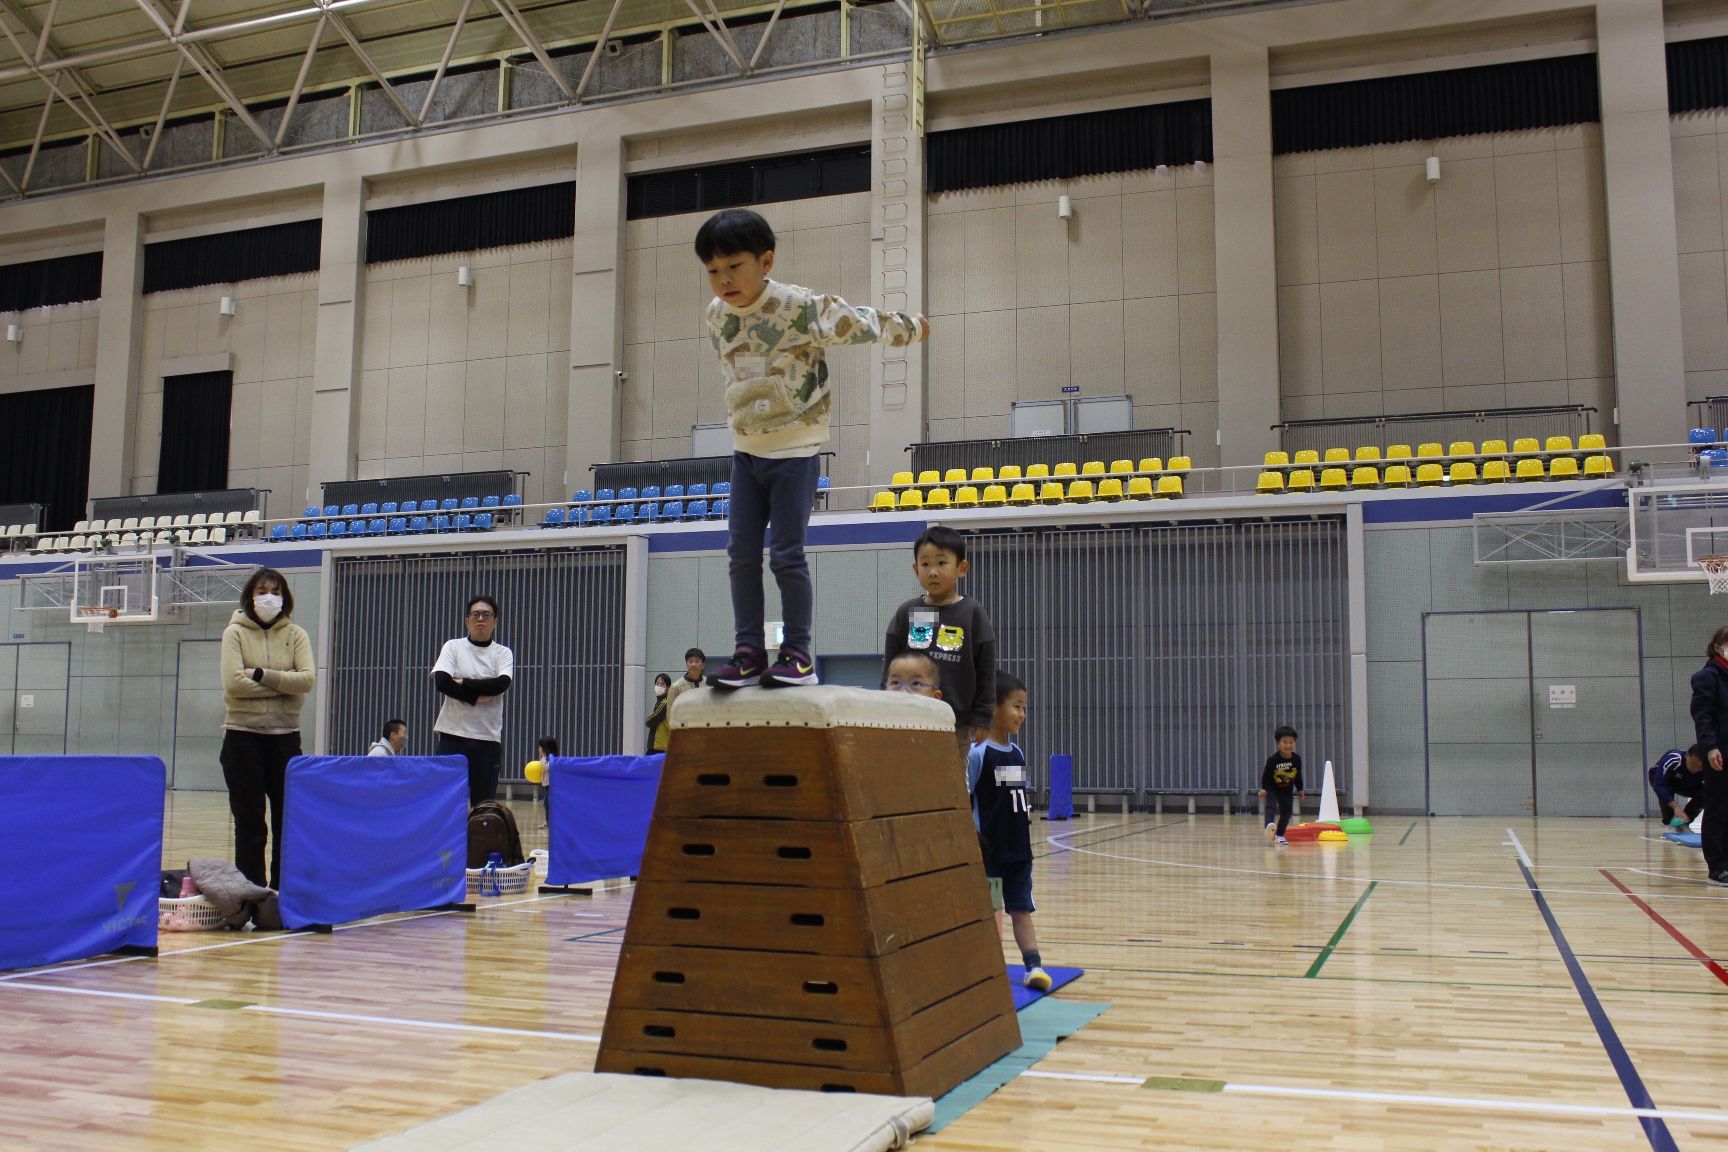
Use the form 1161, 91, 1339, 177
1710, 873, 1728, 887
761, 647, 819, 688
710, 646, 766, 690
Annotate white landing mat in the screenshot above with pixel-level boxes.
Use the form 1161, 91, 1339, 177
350, 1071, 933, 1152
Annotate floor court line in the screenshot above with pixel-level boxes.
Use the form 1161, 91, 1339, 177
1303, 881, 1377, 979
1506, 830, 1678, 1152
1600, 869, 1728, 989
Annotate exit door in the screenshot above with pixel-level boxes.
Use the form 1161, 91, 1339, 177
1422, 609, 1646, 817
0, 642, 71, 755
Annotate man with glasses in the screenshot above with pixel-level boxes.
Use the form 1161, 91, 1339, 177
432, 594, 515, 807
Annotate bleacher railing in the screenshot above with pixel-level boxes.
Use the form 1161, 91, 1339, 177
321, 470, 518, 511
1275, 405, 1595, 457
90, 488, 263, 522
908, 430, 1187, 490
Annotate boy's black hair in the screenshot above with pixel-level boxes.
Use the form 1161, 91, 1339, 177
684, 647, 706, 662
383, 719, 406, 738
467, 594, 499, 620
695, 209, 776, 263
995, 670, 1027, 703
1689, 742, 1711, 762
538, 736, 560, 757
1274, 725, 1298, 741
914, 525, 967, 563
887, 650, 940, 680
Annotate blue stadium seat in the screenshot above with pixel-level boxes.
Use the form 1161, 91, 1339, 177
381, 501, 398, 515
360, 502, 378, 516
476, 512, 495, 530
323, 504, 339, 518
1691, 428, 1718, 447
481, 495, 500, 509
304, 505, 320, 519
596, 488, 616, 502
503, 494, 522, 508
309, 522, 328, 540
713, 498, 728, 519
291, 523, 308, 540
455, 513, 473, 531
572, 489, 592, 505
388, 517, 407, 534
686, 498, 709, 520
348, 519, 366, 536
409, 515, 430, 533
619, 486, 639, 502
543, 506, 565, 527
439, 499, 458, 513
368, 518, 386, 535
271, 524, 290, 541
433, 514, 451, 532
642, 485, 661, 501
341, 503, 359, 517
327, 521, 345, 539
817, 476, 831, 490
664, 484, 685, 499
688, 482, 708, 498
401, 500, 418, 514
714, 481, 730, 496
663, 499, 686, 520
638, 501, 660, 522
614, 504, 637, 524
460, 496, 479, 510
590, 504, 613, 525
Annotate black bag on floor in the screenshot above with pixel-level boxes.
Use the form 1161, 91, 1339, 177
467, 801, 525, 869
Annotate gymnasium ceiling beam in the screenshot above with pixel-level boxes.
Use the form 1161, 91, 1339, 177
127, 0, 277, 152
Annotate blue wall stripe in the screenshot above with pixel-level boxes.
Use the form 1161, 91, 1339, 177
1360, 488, 1624, 524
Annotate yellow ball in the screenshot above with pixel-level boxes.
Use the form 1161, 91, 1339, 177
524, 759, 544, 784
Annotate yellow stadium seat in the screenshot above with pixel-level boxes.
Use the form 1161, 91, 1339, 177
1257, 471, 1286, 494
1026, 463, 1050, 480
1512, 437, 1539, 455
1483, 460, 1511, 482
898, 488, 925, 509
1039, 481, 1065, 504
1127, 476, 1155, 500
1155, 475, 1184, 498
1009, 483, 1036, 505
1548, 456, 1580, 480
1293, 449, 1321, 466
1324, 448, 1351, 464
926, 487, 953, 508
1351, 466, 1380, 489
917, 470, 940, 486
1053, 462, 1078, 478
1081, 460, 1106, 476
1097, 478, 1125, 501
870, 491, 897, 512
1417, 442, 1444, 459
1355, 447, 1381, 462
1583, 454, 1613, 477
1448, 441, 1475, 459
1449, 461, 1478, 484
1544, 435, 1574, 454
1264, 451, 1290, 468
1480, 439, 1508, 457
1138, 457, 1164, 473
1168, 456, 1192, 471
1415, 463, 1445, 486
982, 484, 1009, 505
890, 471, 914, 489
1579, 433, 1606, 452
1068, 479, 1096, 502
1514, 457, 1545, 481
1385, 444, 1413, 461
1110, 459, 1135, 475
955, 485, 980, 507
970, 466, 995, 483
998, 464, 1023, 482
1319, 467, 1348, 490
1287, 469, 1316, 492
943, 468, 967, 484
1383, 465, 1412, 487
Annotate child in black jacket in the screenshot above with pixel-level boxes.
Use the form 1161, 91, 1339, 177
1258, 725, 1305, 846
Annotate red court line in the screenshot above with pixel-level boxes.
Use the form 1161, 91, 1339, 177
1600, 870, 1728, 989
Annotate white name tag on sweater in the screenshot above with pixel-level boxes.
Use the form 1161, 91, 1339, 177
994, 764, 1026, 787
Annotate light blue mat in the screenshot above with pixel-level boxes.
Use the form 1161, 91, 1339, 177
1664, 831, 1702, 848
927, 998, 1109, 1134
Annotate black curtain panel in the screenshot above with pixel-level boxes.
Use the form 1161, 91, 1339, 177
157, 371, 233, 495
366, 181, 577, 264
626, 146, 872, 219
1272, 54, 1600, 155
926, 100, 1213, 195
142, 218, 322, 295
1669, 36, 1728, 115
0, 385, 93, 532
0, 251, 103, 313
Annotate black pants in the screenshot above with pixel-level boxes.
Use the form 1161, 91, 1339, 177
1266, 789, 1294, 836
1703, 768, 1728, 878
221, 729, 300, 890
437, 731, 502, 807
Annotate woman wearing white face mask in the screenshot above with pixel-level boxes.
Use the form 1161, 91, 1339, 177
219, 567, 315, 890
644, 673, 673, 754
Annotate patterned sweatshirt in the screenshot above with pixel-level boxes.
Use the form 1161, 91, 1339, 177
707, 279, 928, 459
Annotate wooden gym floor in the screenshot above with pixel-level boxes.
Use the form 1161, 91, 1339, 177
2, 794, 1725, 1151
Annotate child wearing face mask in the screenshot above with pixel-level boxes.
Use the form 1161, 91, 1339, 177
645, 673, 673, 754
219, 567, 315, 892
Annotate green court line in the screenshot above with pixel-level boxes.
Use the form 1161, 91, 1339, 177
1398, 821, 1417, 846
189, 999, 251, 1010
1142, 1076, 1224, 1093
1303, 880, 1378, 978
1070, 960, 1728, 997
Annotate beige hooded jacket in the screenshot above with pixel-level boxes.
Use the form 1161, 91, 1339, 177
220, 608, 315, 731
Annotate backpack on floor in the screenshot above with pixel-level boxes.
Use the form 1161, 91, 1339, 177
467, 801, 525, 869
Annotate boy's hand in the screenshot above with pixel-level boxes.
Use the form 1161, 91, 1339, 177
916, 314, 931, 334
970, 726, 988, 745
1256, 789, 1267, 799
1712, 748, 1724, 772
1298, 791, 1306, 800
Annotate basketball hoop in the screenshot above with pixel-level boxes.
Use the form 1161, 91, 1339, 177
1701, 556, 1728, 595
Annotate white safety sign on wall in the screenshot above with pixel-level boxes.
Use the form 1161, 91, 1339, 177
1547, 684, 1576, 709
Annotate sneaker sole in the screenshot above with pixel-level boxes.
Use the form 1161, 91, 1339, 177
760, 670, 820, 688
710, 674, 760, 690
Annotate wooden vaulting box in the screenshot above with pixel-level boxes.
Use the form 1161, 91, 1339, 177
597, 685, 1021, 1097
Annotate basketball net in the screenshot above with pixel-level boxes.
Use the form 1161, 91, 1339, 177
1701, 556, 1728, 596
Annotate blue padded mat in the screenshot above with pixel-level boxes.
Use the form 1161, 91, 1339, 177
1664, 831, 1702, 847
1006, 963, 1084, 1009
929, 996, 1107, 1134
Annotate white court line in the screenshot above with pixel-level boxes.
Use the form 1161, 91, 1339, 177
0, 953, 149, 982
0, 981, 198, 1006
1627, 867, 1714, 886
1220, 1082, 1728, 1127
241, 1003, 601, 1043
1505, 828, 1534, 870
1022, 1070, 1145, 1085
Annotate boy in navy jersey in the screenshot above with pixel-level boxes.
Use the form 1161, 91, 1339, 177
1258, 725, 1305, 846
967, 671, 1050, 992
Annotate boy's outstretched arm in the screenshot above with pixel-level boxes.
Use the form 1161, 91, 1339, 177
806, 293, 928, 348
